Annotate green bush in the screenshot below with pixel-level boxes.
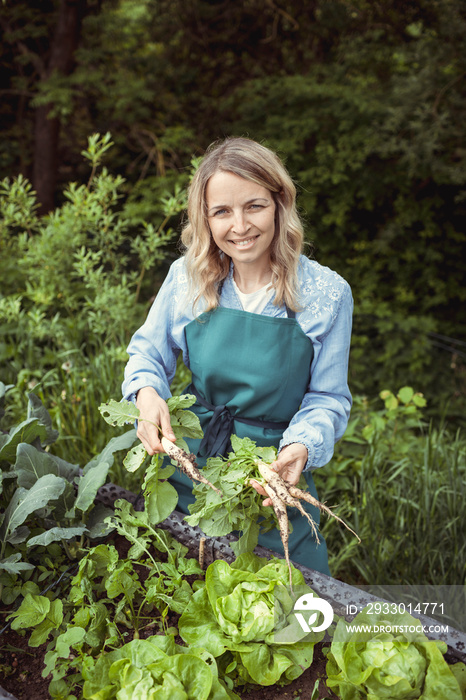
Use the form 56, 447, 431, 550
0, 133, 185, 464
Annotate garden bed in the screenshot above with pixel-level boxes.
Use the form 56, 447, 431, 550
0, 517, 335, 700
1, 480, 464, 700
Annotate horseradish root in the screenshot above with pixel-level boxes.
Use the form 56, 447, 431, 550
254, 459, 360, 588
161, 437, 223, 497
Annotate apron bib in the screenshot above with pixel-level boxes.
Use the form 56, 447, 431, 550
170, 305, 330, 575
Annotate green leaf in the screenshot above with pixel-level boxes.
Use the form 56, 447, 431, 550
27, 393, 59, 446
413, 392, 427, 408
14, 442, 79, 488
450, 662, 466, 698
231, 520, 260, 555
8, 593, 50, 630
99, 399, 139, 427
398, 386, 414, 404
0, 553, 35, 575
86, 502, 115, 539
84, 428, 137, 472
29, 598, 63, 646
166, 394, 197, 412
27, 526, 87, 548
105, 563, 139, 600
81, 636, 229, 700
123, 441, 147, 472
326, 608, 463, 700
55, 626, 86, 657
6, 525, 30, 545
179, 555, 320, 686
0, 474, 66, 542
75, 461, 111, 513
187, 435, 275, 548
310, 679, 322, 700
42, 649, 59, 680
50, 481, 79, 522
145, 480, 178, 524
0, 418, 48, 463
172, 409, 203, 439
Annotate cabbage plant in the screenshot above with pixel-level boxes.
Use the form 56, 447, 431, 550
178, 553, 325, 686
326, 607, 464, 699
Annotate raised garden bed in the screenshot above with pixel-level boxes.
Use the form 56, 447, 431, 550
1, 481, 464, 700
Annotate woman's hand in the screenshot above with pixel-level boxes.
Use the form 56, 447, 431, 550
250, 443, 308, 507
135, 386, 176, 455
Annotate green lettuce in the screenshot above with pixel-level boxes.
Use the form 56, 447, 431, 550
326, 607, 464, 699
178, 553, 324, 687
81, 633, 238, 699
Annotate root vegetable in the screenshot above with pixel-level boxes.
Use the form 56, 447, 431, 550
257, 462, 319, 540
257, 460, 360, 542
252, 459, 360, 588
161, 437, 223, 497
285, 483, 360, 541
262, 482, 293, 591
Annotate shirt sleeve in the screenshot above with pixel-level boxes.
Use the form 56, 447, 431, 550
121, 261, 185, 403
279, 279, 353, 470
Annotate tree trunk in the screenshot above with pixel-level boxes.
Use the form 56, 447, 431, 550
33, 0, 86, 213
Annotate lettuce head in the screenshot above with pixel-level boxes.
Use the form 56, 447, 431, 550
178, 553, 325, 687
81, 633, 238, 699
326, 607, 464, 700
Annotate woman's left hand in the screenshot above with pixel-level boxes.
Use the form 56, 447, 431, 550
250, 443, 308, 507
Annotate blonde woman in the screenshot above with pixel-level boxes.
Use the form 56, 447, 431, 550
122, 137, 353, 575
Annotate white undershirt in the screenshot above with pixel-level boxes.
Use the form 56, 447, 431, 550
232, 279, 274, 314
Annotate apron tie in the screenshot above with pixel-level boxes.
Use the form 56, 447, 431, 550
199, 403, 233, 457
187, 383, 289, 458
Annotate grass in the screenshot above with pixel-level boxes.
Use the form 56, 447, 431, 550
316, 396, 466, 587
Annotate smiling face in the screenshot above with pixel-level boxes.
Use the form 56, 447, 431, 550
205, 171, 276, 274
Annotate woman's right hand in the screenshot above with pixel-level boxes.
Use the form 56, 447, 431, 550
135, 386, 176, 455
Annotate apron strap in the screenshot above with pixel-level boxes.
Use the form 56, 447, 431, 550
187, 383, 288, 458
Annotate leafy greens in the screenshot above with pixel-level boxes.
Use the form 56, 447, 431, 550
326, 607, 464, 699
179, 552, 324, 687
185, 435, 281, 554
81, 633, 238, 699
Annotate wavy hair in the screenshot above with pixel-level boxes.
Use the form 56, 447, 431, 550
180, 137, 307, 312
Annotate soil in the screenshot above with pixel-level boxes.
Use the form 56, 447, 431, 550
0, 534, 339, 700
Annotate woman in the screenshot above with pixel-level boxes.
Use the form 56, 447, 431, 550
122, 137, 353, 576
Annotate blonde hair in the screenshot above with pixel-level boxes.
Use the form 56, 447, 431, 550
180, 137, 306, 312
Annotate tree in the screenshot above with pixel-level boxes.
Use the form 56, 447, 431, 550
1, 0, 465, 420
1, 0, 90, 212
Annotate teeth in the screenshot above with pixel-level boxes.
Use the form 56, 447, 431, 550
234, 237, 255, 246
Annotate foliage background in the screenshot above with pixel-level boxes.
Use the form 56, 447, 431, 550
1, 0, 465, 584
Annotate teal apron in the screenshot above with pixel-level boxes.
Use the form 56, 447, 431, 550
170, 305, 330, 575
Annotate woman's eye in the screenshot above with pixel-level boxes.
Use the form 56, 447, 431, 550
213, 208, 228, 216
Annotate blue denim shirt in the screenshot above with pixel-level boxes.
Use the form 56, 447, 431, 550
122, 255, 353, 471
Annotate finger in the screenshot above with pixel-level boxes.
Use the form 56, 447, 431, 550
250, 479, 268, 498
269, 458, 289, 480
250, 480, 273, 507
160, 414, 176, 442
137, 423, 160, 455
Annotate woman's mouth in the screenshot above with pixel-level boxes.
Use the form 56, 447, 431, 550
230, 235, 259, 248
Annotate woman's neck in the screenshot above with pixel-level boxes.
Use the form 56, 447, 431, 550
232, 261, 272, 294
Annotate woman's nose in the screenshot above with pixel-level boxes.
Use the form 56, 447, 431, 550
232, 210, 249, 233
